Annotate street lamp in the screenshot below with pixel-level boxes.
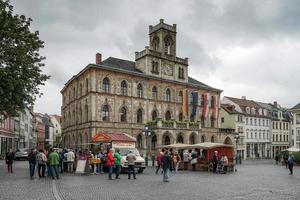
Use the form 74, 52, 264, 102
234, 133, 240, 166
142, 124, 152, 166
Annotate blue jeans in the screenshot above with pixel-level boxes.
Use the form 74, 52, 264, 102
108, 166, 113, 179
128, 165, 136, 179
51, 165, 59, 178
97, 163, 104, 173
29, 163, 36, 178
47, 165, 52, 177
163, 168, 170, 182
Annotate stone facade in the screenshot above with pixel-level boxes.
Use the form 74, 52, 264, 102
61, 20, 231, 153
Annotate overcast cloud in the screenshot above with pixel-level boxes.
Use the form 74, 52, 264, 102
10, 0, 300, 115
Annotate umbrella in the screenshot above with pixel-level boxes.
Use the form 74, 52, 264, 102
281, 147, 300, 152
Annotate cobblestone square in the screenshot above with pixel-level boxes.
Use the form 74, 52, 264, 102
0, 160, 299, 200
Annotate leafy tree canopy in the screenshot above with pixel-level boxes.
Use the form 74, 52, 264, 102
0, 0, 50, 119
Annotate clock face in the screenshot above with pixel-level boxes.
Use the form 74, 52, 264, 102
164, 65, 173, 76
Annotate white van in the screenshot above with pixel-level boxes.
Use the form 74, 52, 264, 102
113, 146, 146, 173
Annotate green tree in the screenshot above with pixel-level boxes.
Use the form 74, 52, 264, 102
0, 0, 49, 119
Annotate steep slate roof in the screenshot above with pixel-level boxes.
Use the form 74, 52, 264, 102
291, 102, 300, 110
221, 104, 239, 114
97, 57, 220, 91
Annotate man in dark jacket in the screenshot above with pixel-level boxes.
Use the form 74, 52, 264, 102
6, 149, 14, 173
161, 150, 171, 182
28, 148, 37, 179
212, 151, 219, 173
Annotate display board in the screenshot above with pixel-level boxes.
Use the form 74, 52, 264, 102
75, 160, 87, 174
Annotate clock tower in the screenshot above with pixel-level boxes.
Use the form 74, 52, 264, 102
135, 19, 188, 83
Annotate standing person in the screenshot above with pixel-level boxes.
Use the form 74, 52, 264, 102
66, 149, 75, 173
126, 150, 136, 179
37, 149, 47, 178
114, 149, 122, 179
183, 150, 189, 171
275, 154, 279, 165
5, 149, 14, 173
212, 151, 219, 173
155, 151, 163, 174
49, 148, 60, 179
63, 149, 68, 173
97, 151, 105, 174
106, 149, 115, 180
287, 153, 295, 175
28, 148, 37, 179
173, 151, 182, 173
191, 149, 198, 171
161, 150, 171, 182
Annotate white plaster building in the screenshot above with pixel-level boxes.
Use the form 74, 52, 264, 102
222, 96, 272, 159
50, 115, 62, 147
290, 102, 300, 148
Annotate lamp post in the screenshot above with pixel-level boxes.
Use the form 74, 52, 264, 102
142, 124, 152, 167
234, 133, 240, 167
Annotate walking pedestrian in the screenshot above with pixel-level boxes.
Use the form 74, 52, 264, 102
173, 151, 181, 173
288, 153, 295, 175
212, 151, 219, 173
126, 150, 136, 179
155, 151, 163, 174
275, 154, 279, 165
114, 149, 122, 179
97, 151, 105, 174
28, 148, 37, 179
183, 150, 189, 170
66, 149, 75, 173
106, 149, 115, 180
49, 148, 60, 179
37, 149, 47, 178
5, 149, 14, 173
161, 150, 171, 182
191, 149, 198, 171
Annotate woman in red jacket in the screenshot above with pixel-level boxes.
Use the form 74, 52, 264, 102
106, 149, 115, 180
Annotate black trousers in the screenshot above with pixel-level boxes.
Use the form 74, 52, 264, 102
7, 163, 13, 173
155, 164, 161, 174
184, 162, 189, 170
128, 165, 136, 179
38, 164, 46, 177
288, 163, 293, 174
115, 165, 121, 178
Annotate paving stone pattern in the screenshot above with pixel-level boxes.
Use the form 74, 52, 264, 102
0, 160, 299, 200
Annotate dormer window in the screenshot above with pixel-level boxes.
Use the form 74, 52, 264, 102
251, 107, 256, 115
246, 107, 250, 114
258, 109, 262, 115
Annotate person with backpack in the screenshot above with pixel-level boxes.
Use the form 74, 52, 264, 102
37, 149, 47, 178
155, 151, 163, 174
97, 151, 105, 174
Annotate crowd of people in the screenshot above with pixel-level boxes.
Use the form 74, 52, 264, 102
275, 153, 296, 174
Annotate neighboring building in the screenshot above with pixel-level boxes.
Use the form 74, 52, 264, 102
16, 107, 34, 149
34, 113, 46, 150
61, 19, 233, 154
50, 115, 62, 147
222, 96, 272, 159
42, 114, 54, 148
257, 101, 291, 157
0, 116, 15, 157
290, 102, 300, 148
220, 104, 245, 159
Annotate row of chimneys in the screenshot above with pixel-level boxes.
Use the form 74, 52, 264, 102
241, 96, 278, 108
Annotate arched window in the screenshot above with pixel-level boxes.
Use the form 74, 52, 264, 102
102, 77, 110, 93
85, 78, 89, 94
165, 37, 172, 55
120, 107, 127, 122
152, 36, 159, 51
165, 111, 171, 121
152, 86, 158, 99
164, 135, 170, 145
102, 105, 109, 121
121, 80, 127, 95
177, 134, 184, 143
178, 91, 183, 103
190, 133, 196, 144
166, 88, 171, 102
137, 109, 143, 123
201, 135, 205, 143
137, 83, 143, 98
151, 135, 157, 150
152, 110, 157, 121
137, 134, 143, 149
178, 68, 184, 79
178, 113, 183, 121
211, 136, 215, 143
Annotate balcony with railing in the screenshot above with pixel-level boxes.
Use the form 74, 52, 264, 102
146, 119, 200, 130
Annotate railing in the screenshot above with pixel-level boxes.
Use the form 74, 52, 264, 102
189, 122, 200, 130
176, 121, 187, 129
162, 120, 174, 128
175, 57, 188, 65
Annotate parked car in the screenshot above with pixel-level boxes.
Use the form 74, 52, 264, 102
15, 148, 29, 160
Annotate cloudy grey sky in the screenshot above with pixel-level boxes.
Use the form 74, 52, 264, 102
10, 0, 300, 115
